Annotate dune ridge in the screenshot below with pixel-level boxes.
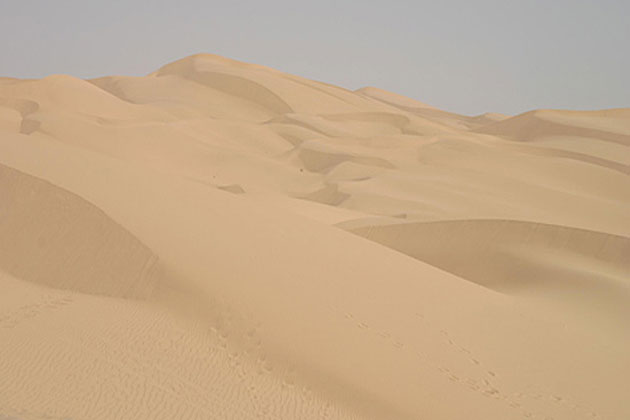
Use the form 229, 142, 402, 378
1, 53, 629, 420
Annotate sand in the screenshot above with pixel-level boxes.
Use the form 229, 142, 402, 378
0, 53, 628, 420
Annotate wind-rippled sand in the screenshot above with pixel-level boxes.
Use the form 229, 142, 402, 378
0, 54, 628, 420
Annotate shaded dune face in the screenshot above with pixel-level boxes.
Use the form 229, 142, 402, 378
294, 143, 395, 173
184, 71, 294, 115
475, 109, 630, 146
0, 164, 162, 298
350, 219, 630, 333
491, 141, 630, 175
155, 55, 294, 115
0, 98, 40, 134
350, 219, 630, 292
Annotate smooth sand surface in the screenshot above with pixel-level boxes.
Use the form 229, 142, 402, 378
0, 53, 629, 420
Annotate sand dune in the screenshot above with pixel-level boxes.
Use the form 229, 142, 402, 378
476, 109, 630, 145
1, 53, 629, 420
356, 86, 437, 111
0, 164, 161, 298
350, 219, 630, 337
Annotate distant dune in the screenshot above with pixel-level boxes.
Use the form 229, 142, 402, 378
1, 53, 629, 420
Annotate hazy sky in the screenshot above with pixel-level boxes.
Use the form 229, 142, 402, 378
1, 0, 628, 115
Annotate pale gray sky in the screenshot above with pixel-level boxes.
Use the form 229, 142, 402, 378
1, 0, 628, 115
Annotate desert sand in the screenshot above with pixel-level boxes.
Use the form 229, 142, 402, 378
0, 53, 628, 420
